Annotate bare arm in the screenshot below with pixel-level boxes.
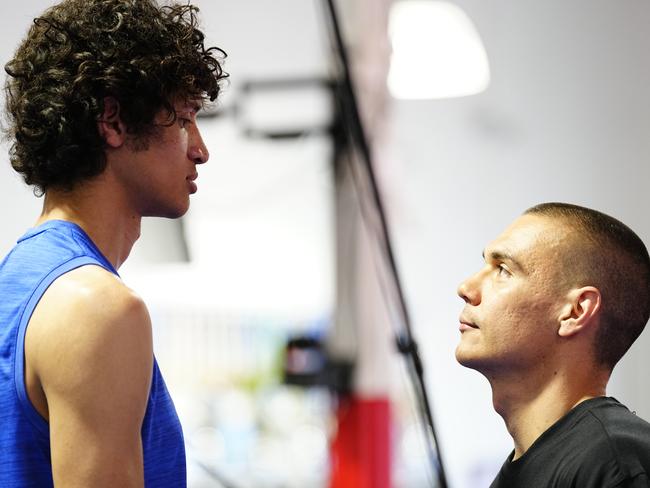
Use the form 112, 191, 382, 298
25, 265, 153, 487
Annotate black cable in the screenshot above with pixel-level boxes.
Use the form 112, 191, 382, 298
337, 145, 438, 488
321, 1, 448, 486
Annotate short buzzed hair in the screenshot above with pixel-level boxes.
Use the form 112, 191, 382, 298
525, 202, 650, 369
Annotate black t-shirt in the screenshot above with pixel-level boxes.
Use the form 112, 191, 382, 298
490, 397, 650, 487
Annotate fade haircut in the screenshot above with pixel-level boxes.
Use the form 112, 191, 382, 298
4, 0, 228, 195
525, 202, 650, 369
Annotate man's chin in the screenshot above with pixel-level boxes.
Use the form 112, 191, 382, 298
455, 344, 482, 370
145, 203, 189, 219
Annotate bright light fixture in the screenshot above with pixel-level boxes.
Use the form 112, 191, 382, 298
388, 0, 490, 100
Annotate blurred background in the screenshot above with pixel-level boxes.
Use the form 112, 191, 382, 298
2, 0, 650, 487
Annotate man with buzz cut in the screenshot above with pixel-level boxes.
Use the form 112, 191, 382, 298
0, 0, 227, 486
457, 202, 650, 487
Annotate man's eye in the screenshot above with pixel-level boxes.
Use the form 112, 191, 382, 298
497, 264, 511, 277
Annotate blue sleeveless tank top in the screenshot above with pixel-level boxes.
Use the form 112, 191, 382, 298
0, 220, 186, 487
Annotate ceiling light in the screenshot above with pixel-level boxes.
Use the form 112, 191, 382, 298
388, 0, 490, 100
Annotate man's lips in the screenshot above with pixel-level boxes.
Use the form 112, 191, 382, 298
459, 316, 479, 331
187, 173, 198, 194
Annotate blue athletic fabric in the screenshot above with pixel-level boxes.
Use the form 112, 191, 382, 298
0, 220, 186, 487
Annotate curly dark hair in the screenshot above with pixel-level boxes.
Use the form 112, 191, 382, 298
4, 0, 228, 194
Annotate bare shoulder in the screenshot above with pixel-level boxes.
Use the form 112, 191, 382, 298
31, 264, 150, 338
26, 265, 154, 484
37, 263, 148, 324
27, 264, 153, 395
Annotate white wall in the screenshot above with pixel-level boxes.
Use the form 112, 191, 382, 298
390, 1, 650, 485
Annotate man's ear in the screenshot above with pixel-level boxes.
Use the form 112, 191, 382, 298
558, 286, 601, 338
97, 97, 126, 148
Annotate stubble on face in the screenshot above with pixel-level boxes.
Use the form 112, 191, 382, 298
456, 215, 574, 379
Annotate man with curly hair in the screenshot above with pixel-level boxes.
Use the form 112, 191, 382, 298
0, 0, 227, 486
457, 203, 650, 487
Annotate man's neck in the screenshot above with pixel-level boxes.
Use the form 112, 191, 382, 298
37, 178, 142, 270
489, 366, 608, 460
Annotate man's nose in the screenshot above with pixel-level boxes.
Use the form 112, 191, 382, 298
189, 127, 209, 165
457, 272, 481, 305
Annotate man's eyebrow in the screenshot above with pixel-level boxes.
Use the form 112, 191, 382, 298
482, 250, 526, 272
177, 100, 202, 113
